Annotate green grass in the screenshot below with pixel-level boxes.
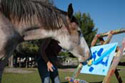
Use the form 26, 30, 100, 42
2, 67, 125, 83
2, 57, 125, 83
2, 72, 41, 83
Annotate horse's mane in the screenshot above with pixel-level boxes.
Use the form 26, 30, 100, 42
0, 0, 68, 30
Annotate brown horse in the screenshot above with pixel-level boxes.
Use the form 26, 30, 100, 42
0, 0, 90, 82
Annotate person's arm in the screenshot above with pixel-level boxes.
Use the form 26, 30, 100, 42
39, 38, 54, 72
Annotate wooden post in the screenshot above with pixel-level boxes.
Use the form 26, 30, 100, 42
103, 31, 113, 44
72, 63, 83, 78
103, 45, 124, 83
99, 29, 125, 37
91, 35, 99, 47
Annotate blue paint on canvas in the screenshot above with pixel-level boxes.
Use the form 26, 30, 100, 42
80, 43, 118, 76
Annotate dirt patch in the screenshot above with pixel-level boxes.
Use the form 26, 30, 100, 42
4, 67, 75, 74
4, 68, 36, 74
59, 68, 75, 72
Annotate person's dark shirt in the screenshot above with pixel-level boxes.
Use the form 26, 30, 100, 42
38, 38, 62, 63
45, 39, 61, 57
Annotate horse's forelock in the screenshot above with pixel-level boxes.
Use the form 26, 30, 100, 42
71, 16, 79, 25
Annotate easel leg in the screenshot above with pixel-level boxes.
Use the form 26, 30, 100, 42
115, 69, 122, 83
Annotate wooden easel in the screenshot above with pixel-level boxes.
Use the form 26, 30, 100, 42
66, 29, 125, 83
91, 29, 125, 83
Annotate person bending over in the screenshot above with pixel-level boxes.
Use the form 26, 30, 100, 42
37, 38, 62, 83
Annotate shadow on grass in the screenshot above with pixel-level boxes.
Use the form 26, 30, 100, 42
62, 81, 102, 83
61, 82, 68, 83
89, 81, 102, 83
58, 65, 77, 69
61, 81, 102, 83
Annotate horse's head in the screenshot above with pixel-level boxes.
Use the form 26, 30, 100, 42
21, 2, 90, 63
66, 4, 90, 62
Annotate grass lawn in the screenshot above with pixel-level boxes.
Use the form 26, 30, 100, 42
2, 56, 125, 83
2, 67, 125, 83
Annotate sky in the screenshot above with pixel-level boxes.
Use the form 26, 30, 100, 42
54, 0, 125, 46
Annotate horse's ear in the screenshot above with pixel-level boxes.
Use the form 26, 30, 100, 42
67, 3, 73, 19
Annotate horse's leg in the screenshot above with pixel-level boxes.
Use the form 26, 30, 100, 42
0, 12, 22, 83
0, 37, 21, 83
0, 58, 8, 82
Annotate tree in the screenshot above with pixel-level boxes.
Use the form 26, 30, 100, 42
15, 41, 39, 56
75, 12, 98, 47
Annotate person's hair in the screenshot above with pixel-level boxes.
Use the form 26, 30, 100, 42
98, 37, 104, 41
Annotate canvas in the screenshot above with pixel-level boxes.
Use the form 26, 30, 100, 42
80, 43, 118, 76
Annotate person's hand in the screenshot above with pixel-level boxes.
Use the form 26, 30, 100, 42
47, 61, 54, 72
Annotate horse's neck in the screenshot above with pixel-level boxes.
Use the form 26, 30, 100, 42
0, 12, 17, 34
12, 19, 41, 36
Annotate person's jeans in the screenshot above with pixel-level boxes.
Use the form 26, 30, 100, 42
37, 57, 60, 83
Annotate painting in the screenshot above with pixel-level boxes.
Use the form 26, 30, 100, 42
80, 43, 118, 76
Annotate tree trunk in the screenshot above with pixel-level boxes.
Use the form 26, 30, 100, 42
8, 55, 14, 68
